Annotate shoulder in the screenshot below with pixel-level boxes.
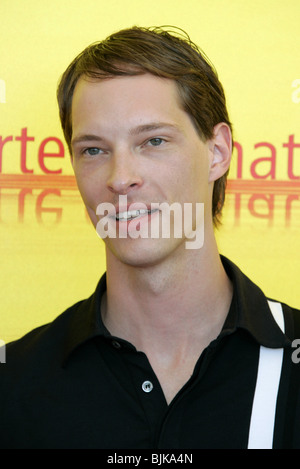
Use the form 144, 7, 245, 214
0, 274, 105, 397
0, 294, 98, 448
0, 297, 88, 378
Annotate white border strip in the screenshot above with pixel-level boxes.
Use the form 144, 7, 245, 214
247, 301, 284, 449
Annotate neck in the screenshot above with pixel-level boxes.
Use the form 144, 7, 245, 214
102, 237, 233, 355
101, 231, 233, 405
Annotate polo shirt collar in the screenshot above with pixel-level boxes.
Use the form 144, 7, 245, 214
221, 256, 291, 348
62, 255, 290, 364
62, 274, 110, 364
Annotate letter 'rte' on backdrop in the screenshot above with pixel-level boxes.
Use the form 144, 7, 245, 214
0, 128, 65, 174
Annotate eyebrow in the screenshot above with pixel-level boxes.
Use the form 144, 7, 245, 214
71, 122, 181, 147
129, 122, 181, 136
71, 134, 105, 147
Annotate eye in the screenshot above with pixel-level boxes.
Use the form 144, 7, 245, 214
83, 147, 102, 157
147, 137, 165, 147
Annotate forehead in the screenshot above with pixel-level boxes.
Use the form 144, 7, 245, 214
73, 73, 180, 103
71, 74, 186, 129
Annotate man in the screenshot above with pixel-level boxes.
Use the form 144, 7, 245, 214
0, 26, 299, 449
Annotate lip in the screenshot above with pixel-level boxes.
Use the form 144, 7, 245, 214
115, 202, 153, 215
118, 211, 159, 242
116, 208, 159, 224
97, 199, 161, 223
113, 202, 159, 222
116, 208, 159, 240
95, 201, 160, 240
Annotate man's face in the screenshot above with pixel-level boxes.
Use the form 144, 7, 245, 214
71, 73, 215, 267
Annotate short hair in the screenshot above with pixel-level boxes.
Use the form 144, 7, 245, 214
57, 26, 233, 225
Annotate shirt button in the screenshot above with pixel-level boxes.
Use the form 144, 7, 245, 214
111, 340, 121, 349
142, 380, 153, 393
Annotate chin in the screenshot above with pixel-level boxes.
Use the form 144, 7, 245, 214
105, 237, 184, 269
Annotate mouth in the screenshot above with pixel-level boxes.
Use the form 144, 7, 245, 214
116, 208, 159, 222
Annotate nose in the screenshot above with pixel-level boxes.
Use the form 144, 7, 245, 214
106, 150, 143, 195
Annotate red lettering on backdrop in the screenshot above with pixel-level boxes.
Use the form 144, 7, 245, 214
38, 137, 64, 174
283, 135, 300, 180
0, 128, 65, 174
15, 127, 34, 174
0, 135, 13, 172
250, 142, 276, 179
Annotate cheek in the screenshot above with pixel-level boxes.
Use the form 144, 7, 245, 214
74, 169, 105, 222
173, 158, 209, 203
190, 151, 211, 193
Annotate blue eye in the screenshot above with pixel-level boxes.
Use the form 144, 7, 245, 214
148, 138, 164, 146
84, 147, 101, 156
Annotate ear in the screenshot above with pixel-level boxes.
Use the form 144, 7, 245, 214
208, 123, 232, 183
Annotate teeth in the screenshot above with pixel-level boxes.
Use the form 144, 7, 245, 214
116, 209, 150, 220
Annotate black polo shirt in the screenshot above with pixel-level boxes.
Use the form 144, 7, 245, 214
0, 256, 300, 449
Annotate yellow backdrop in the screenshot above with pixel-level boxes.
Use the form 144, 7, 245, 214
1, 0, 299, 343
